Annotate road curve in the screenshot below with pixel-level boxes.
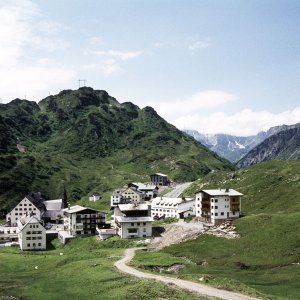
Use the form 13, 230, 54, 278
114, 248, 258, 300
164, 182, 193, 198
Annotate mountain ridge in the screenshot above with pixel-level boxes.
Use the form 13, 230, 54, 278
185, 123, 299, 162
0, 87, 234, 211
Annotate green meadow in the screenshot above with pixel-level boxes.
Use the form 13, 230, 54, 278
0, 237, 206, 300
133, 161, 300, 300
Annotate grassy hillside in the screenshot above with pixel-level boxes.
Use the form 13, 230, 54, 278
133, 161, 300, 299
0, 87, 233, 212
0, 237, 206, 300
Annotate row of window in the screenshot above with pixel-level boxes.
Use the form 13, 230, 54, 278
19, 203, 33, 206
14, 207, 37, 211
29, 225, 39, 228
26, 236, 43, 240
26, 243, 42, 247
26, 231, 43, 234
130, 222, 147, 226
127, 228, 147, 233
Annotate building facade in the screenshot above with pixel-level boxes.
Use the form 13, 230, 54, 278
113, 204, 153, 239
62, 205, 106, 237
195, 189, 243, 225
18, 215, 46, 250
149, 173, 169, 186
151, 197, 195, 219
6, 194, 45, 226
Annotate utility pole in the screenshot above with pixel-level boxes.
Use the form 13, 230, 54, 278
78, 79, 87, 88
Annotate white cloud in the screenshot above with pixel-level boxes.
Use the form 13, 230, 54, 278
0, 0, 76, 102
91, 50, 143, 61
188, 38, 211, 51
172, 107, 300, 136
88, 36, 102, 45
147, 90, 237, 120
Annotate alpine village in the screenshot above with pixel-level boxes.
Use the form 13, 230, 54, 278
0, 87, 299, 300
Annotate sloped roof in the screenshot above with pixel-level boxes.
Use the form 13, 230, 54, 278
62, 205, 105, 214
25, 193, 46, 211
115, 216, 153, 223
151, 197, 194, 206
18, 215, 44, 231
44, 199, 63, 211
199, 189, 243, 196
131, 182, 158, 190
118, 203, 149, 212
150, 173, 168, 177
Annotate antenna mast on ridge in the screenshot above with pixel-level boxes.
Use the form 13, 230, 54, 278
78, 79, 87, 88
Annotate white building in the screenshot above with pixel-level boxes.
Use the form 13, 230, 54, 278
43, 199, 64, 222
18, 214, 46, 250
128, 183, 158, 200
151, 197, 195, 219
113, 204, 153, 239
6, 193, 45, 226
59, 205, 106, 243
150, 173, 169, 186
121, 187, 145, 204
111, 188, 126, 207
195, 189, 243, 225
89, 192, 101, 202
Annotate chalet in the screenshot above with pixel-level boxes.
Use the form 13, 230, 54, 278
121, 187, 145, 204
6, 193, 45, 226
113, 203, 153, 239
128, 183, 158, 200
59, 205, 106, 243
17, 214, 46, 250
151, 197, 195, 219
110, 188, 126, 207
150, 173, 169, 186
195, 189, 243, 225
89, 192, 101, 202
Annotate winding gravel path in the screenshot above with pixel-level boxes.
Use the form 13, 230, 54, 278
114, 248, 259, 300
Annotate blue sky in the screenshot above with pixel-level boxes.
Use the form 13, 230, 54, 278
1, 0, 300, 135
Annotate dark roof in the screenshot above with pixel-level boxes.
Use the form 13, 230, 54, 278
26, 192, 46, 211
90, 192, 100, 196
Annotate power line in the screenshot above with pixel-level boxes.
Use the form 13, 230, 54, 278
78, 79, 87, 88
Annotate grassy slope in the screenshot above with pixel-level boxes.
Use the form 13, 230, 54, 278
0, 237, 207, 300
133, 161, 300, 300
0, 88, 233, 212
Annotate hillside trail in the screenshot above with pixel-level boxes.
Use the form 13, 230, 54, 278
114, 248, 259, 300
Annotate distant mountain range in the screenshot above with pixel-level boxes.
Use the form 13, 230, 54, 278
236, 123, 300, 168
185, 123, 300, 164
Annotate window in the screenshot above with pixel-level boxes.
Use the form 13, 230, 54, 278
137, 223, 140, 226
15, 208, 18, 211
221, 212, 224, 216
215, 199, 218, 203
143, 228, 146, 232
211, 199, 213, 203
38, 243, 41, 246
233, 212, 235, 215
211, 206, 213, 209
26, 237, 31, 240
33, 243, 36, 247
131, 223, 134, 226
27, 243, 30, 247
215, 206, 218, 209
128, 228, 138, 233
215, 213, 218, 216
143, 223, 146, 226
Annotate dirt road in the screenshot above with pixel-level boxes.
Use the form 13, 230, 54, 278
114, 248, 258, 300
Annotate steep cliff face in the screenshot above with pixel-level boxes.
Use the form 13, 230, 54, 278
236, 124, 300, 168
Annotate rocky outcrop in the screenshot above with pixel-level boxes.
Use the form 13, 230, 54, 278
236, 124, 300, 168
